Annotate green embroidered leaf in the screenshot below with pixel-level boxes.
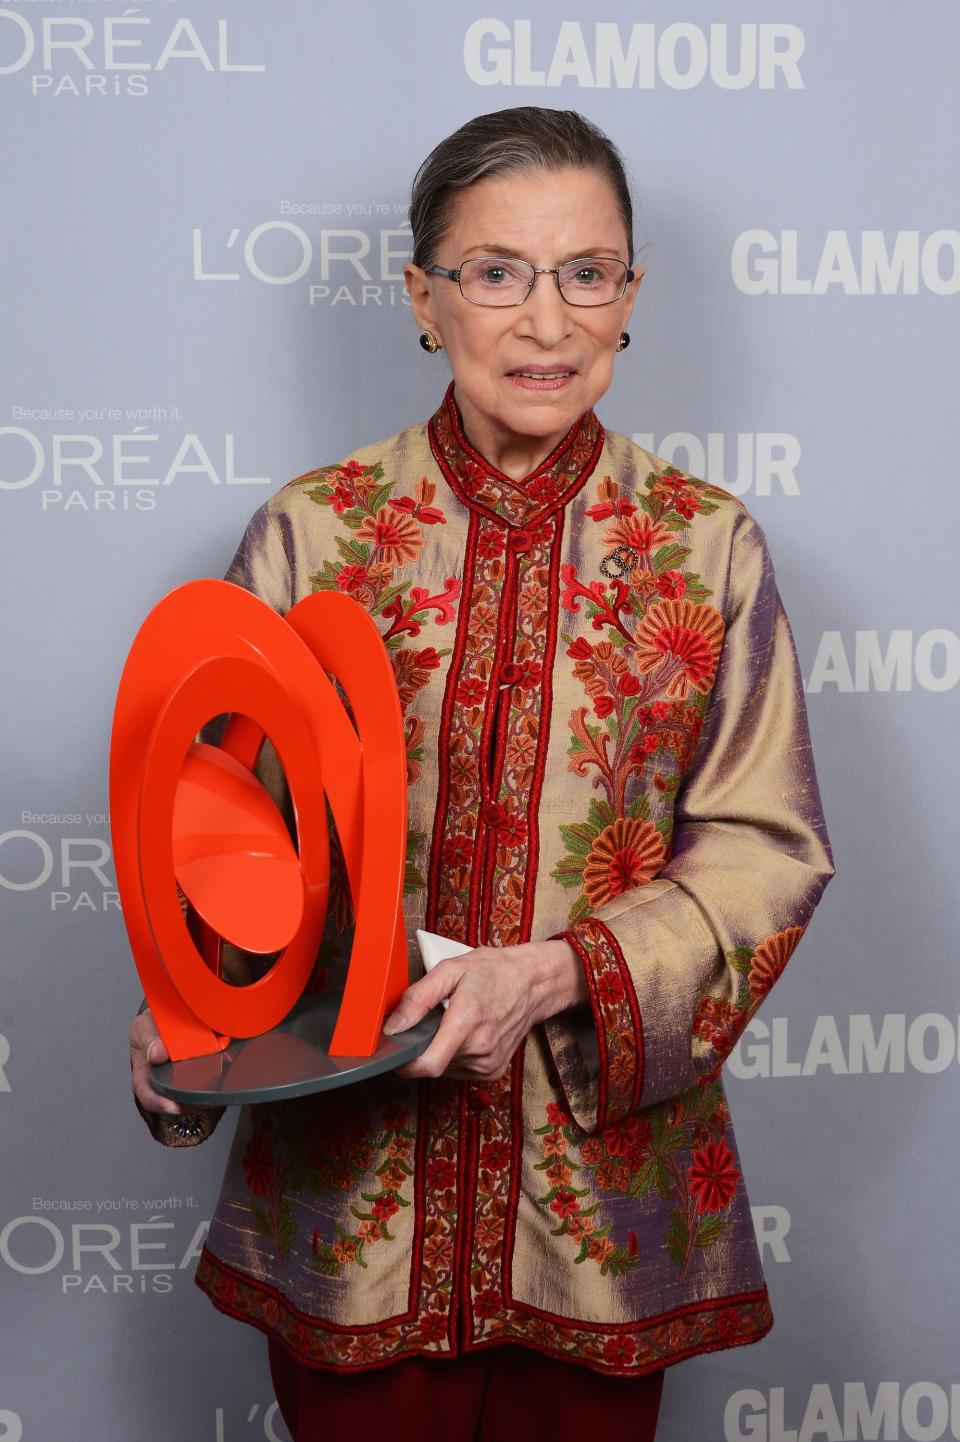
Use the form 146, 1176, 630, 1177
313, 1249, 343, 1279
654, 1158, 673, 1199
681, 572, 712, 604
277, 1201, 296, 1260
372, 581, 410, 615
655, 818, 673, 841
558, 822, 598, 855
250, 1203, 272, 1240
308, 560, 342, 594
727, 945, 756, 976
404, 857, 427, 896
626, 793, 651, 821
573, 1240, 591, 1265
305, 484, 335, 506
664, 1209, 689, 1269
338, 508, 368, 531
334, 536, 372, 566
629, 1160, 657, 1199
604, 1251, 638, 1277
696, 1216, 728, 1248
664, 1235, 686, 1269
651, 543, 690, 572
568, 895, 593, 924
661, 510, 690, 530
368, 482, 394, 513
551, 857, 587, 888
587, 797, 616, 832
657, 1128, 687, 1157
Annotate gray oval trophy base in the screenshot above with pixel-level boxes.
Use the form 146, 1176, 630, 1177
149, 992, 443, 1106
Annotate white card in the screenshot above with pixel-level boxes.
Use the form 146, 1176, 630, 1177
415, 929, 474, 1008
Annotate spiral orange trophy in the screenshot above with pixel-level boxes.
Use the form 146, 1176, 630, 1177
110, 581, 441, 1104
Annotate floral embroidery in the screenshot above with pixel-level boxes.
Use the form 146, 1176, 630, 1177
692, 925, 806, 1071
564, 919, 642, 1128
242, 1116, 295, 1262
239, 1092, 416, 1272
535, 1079, 740, 1278
429, 381, 602, 529
553, 468, 729, 925
463, 1068, 518, 1343
298, 458, 460, 891
311, 1106, 416, 1277
582, 815, 665, 909
198, 1245, 772, 1376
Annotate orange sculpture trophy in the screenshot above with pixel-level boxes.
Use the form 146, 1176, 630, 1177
111, 580, 441, 1104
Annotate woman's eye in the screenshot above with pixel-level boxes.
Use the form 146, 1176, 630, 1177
573, 267, 602, 285
481, 266, 515, 284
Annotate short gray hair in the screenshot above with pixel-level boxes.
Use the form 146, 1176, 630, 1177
409, 107, 634, 269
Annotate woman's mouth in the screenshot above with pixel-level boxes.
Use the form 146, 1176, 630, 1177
506, 367, 577, 392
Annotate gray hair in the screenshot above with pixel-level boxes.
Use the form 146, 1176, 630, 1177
409, 107, 634, 269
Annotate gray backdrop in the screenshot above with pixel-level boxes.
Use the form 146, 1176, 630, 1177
2, 2, 959, 1438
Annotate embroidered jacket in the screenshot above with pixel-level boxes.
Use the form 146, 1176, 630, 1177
144, 385, 833, 1377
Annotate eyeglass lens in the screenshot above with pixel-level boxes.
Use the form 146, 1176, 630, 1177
458, 257, 628, 307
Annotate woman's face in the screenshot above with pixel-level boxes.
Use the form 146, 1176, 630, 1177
405, 166, 643, 471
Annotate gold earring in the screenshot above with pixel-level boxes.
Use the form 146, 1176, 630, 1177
419, 331, 441, 354
616, 332, 631, 352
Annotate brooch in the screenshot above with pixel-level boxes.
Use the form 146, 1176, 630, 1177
599, 545, 639, 580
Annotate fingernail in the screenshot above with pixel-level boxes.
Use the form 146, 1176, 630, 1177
146, 1040, 158, 1065
382, 1013, 403, 1036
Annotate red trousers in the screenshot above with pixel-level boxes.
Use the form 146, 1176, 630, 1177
268, 1337, 664, 1442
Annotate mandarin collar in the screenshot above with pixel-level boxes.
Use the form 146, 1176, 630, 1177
427, 381, 603, 529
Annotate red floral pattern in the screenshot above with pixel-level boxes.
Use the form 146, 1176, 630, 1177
300, 456, 460, 872
563, 920, 643, 1129
692, 925, 807, 1074
197, 1247, 773, 1376
426, 386, 602, 951
536, 1079, 741, 1277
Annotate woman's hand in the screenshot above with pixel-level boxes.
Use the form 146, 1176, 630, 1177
129, 1008, 182, 1117
383, 939, 586, 1081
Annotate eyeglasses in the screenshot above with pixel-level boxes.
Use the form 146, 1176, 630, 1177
426, 256, 635, 308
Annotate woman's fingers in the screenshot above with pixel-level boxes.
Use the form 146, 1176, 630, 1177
129, 1011, 181, 1116
382, 956, 467, 1035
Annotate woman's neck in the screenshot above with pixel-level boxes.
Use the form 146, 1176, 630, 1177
453, 388, 571, 482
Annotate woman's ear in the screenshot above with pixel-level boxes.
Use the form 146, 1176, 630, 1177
403, 264, 441, 341
621, 265, 645, 326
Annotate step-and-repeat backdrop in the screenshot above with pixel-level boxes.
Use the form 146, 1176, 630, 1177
2, 3, 958, 1438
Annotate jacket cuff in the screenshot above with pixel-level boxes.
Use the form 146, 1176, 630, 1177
543, 918, 644, 1134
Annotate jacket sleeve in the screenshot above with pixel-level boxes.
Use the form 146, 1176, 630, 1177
543, 513, 835, 1133
137, 505, 298, 1147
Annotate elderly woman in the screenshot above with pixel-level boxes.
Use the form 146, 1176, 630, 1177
130, 107, 833, 1441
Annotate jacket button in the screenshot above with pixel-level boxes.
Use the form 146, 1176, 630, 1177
468, 1085, 493, 1112
509, 529, 532, 553
499, 662, 522, 685
481, 801, 504, 826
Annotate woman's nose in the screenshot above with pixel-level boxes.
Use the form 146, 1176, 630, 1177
516, 273, 576, 347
